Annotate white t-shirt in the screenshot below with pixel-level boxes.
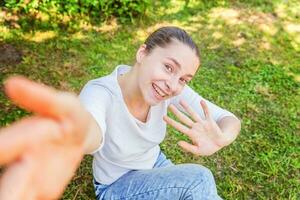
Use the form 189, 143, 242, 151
79, 65, 236, 185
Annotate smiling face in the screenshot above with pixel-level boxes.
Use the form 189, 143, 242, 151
136, 39, 200, 106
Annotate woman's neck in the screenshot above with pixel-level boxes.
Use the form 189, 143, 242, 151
118, 66, 150, 119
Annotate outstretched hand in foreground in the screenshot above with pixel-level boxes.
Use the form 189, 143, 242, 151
0, 77, 90, 200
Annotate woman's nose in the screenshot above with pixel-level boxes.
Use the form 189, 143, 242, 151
165, 77, 179, 95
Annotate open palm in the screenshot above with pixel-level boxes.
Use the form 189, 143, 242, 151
164, 100, 223, 156
0, 77, 90, 200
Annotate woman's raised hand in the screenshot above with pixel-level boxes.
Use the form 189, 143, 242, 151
163, 100, 225, 156
0, 76, 90, 200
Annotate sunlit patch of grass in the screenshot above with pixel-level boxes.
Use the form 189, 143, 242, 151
23, 30, 57, 43
208, 7, 241, 25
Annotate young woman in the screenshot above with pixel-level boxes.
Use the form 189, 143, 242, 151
0, 26, 240, 200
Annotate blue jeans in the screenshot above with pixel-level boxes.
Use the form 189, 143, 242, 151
93, 151, 222, 200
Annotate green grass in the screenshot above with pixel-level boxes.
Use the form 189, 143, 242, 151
1, 0, 299, 199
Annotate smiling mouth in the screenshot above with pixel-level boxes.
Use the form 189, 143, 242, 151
152, 83, 168, 98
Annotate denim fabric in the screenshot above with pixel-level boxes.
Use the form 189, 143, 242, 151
93, 152, 222, 200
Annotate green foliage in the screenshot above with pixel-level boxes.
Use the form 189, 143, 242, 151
4, 0, 151, 25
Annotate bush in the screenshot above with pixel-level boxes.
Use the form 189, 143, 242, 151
4, 0, 152, 25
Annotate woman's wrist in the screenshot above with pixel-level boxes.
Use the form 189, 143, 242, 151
216, 116, 241, 147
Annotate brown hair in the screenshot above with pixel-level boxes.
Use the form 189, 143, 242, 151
144, 26, 200, 59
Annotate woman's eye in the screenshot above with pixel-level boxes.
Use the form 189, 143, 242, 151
164, 64, 172, 72
180, 78, 188, 84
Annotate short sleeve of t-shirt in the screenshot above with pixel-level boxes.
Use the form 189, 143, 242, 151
79, 80, 112, 154
169, 85, 237, 122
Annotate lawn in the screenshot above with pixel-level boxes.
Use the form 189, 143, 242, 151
0, 0, 299, 199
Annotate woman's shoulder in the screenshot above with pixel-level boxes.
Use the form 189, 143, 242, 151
79, 76, 116, 103
82, 72, 119, 94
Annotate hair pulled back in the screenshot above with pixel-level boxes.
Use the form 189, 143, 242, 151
144, 26, 200, 59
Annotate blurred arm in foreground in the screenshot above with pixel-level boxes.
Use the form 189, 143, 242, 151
0, 76, 103, 200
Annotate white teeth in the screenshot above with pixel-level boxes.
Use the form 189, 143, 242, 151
153, 84, 166, 97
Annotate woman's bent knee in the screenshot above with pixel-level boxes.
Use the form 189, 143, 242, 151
180, 164, 215, 182
179, 164, 221, 199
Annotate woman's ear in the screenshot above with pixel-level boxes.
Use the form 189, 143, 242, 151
136, 44, 147, 64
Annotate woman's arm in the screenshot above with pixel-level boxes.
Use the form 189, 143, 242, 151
78, 81, 113, 155
216, 116, 241, 147
0, 76, 103, 200
83, 112, 103, 154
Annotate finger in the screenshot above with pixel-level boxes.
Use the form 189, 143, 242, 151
4, 76, 80, 120
200, 100, 212, 120
178, 141, 200, 156
4, 76, 88, 140
168, 104, 194, 127
0, 155, 35, 200
0, 116, 61, 165
163, 115, 192, 137
179, 100, 203, 122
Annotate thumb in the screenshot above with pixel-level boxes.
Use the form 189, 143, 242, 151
178, 141, 200, 156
